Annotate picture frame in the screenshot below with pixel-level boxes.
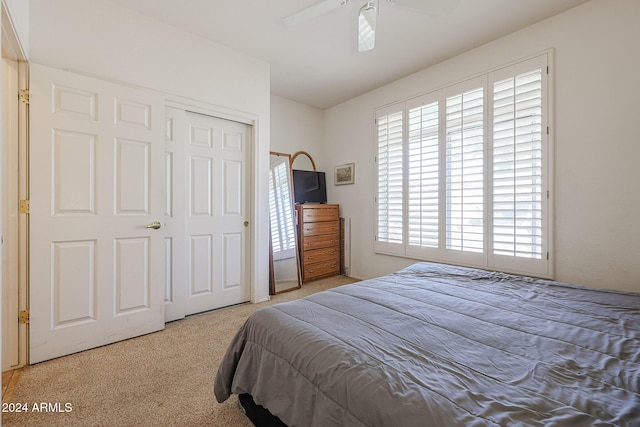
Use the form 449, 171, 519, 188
334, 163, 355, 185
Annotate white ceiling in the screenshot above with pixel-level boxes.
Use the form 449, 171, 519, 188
110, 0, 590, 109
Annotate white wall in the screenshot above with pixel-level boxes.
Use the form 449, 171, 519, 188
271, 95, 326, 169
29, 0, 269, 115
324, 0, 640, 293
29, 0, 272, 302
2, 0, 29, 58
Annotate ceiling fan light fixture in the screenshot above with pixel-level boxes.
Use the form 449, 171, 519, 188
358, 1, 377, 52
282, 0, 459, 53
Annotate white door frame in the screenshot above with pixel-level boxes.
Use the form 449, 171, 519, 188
1, 2, 29, 371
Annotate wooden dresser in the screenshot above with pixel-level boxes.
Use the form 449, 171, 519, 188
296, 204, 340, 283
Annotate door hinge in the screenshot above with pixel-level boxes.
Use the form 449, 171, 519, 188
19, 310, 29, 324
19, 89, 29, 104
19, 199, 30, 214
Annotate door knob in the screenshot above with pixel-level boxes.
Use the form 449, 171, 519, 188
145, 221, 162, 229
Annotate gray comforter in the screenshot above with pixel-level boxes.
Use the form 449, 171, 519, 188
214, 262, 640, 426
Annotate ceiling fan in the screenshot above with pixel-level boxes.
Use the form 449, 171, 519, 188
281, 0, 461, 52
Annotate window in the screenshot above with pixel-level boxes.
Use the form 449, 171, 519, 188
376, 107, 404, 249
445, 84, 485, 255
375, 54, 551, 277
492, 68, 543, 260
407, 99, 439, 250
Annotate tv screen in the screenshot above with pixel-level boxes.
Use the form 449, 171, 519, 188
293, 170, 327, 204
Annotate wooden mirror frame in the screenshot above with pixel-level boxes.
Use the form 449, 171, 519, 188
268, 151, 302, 295
290, 151, 316, 171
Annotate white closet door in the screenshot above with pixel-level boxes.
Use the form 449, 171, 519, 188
163, 106, 187, 322
29, 64, 165, 363
184, 111, 251, 314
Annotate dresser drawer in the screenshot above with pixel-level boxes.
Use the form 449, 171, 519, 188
304, 260, 340, 281
303, 246, 339, 264
303, 234, 339, 251
301, 205, 339, 223
303, 221, 339, 237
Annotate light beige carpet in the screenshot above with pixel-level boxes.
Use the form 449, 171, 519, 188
2, 275, 357, 426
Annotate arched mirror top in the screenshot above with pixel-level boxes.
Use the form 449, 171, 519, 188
291, 151, 316, 171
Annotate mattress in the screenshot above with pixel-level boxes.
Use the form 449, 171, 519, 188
214, 262, 640, 426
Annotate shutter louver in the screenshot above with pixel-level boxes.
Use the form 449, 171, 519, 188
493, 69, 543, 259
269, 171, 282, 253
446, 87, 484, 253
377, 110, 404, 244
408, 101, 439, 248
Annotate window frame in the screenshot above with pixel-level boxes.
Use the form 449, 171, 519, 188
374, 51, 554, 278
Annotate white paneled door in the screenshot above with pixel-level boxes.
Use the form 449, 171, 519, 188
163, 106, 187, 322
164, 109, 251, 319
29, 64, 165, 363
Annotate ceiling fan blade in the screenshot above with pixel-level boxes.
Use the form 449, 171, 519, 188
282, 0, 351, 26
358, 2, 377, 52
386, 0, 461, 15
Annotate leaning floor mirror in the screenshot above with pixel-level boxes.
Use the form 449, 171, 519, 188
269, 152, 302, 294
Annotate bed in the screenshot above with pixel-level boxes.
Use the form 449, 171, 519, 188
214, 262, 640, 426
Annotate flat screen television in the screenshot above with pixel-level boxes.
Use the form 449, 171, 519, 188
292, 170, 327, 204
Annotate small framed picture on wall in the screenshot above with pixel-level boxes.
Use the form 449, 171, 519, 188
334, 163, 355, 185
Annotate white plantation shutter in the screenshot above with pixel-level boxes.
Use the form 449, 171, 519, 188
268, 172, 281, 252
492, 69, 543, 259
373, 53, 551, 277
445, 84, 484, 254
407, 98, 440, 253
489, 55, 549, 276
269, 161, 295, 255
376, 106, 404, 252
